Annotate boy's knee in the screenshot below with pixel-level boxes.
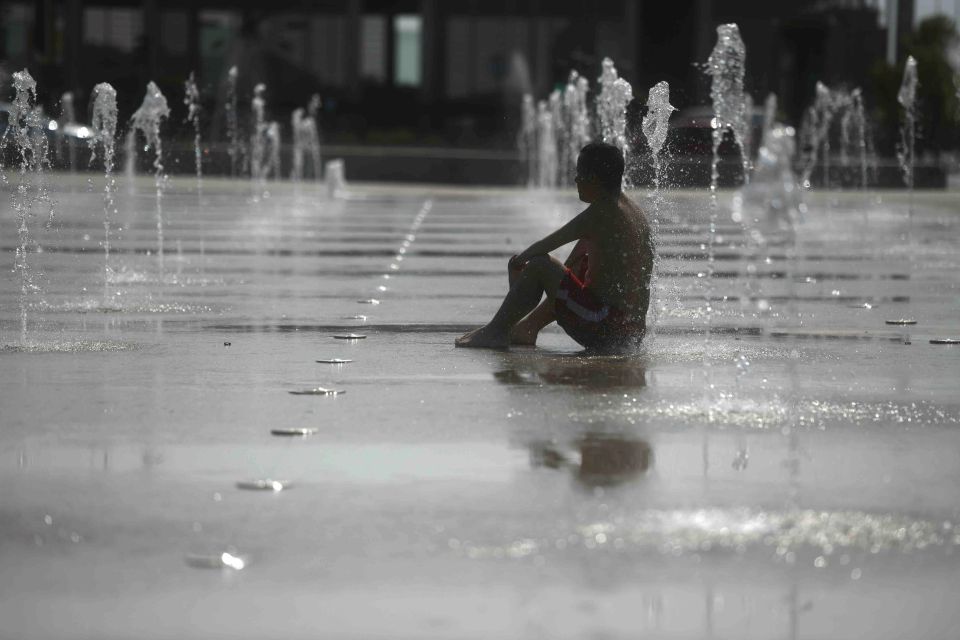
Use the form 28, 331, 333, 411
525, 255, 553, 272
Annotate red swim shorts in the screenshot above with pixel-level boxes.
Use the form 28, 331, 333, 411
554, 267, 645, 349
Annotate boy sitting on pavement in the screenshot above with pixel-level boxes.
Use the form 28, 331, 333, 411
456, 142, 654, 351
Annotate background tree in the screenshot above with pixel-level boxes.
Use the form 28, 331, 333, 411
870, 16, 960, 158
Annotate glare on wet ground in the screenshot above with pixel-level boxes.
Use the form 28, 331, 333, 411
2, 174, 960, 639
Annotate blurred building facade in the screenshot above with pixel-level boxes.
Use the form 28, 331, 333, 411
4, 0, 914, 146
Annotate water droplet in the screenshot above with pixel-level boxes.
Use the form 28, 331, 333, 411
270, 428, 317, 437
288, 387, 345, 396
236, 479, 287, 492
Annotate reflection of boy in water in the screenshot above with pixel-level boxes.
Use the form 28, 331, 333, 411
457, 143, 654, 351
529, 435, 653, 488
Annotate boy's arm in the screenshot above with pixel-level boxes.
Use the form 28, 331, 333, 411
512, 209, 592, 266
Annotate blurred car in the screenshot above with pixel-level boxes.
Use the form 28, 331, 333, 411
668, 104, 766, 159
0, 101, 93, 144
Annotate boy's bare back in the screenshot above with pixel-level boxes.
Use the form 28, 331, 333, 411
579, 193, 654, 321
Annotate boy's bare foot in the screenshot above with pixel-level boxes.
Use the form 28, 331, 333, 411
509, 324, 537, 346
456, 325, 509, 349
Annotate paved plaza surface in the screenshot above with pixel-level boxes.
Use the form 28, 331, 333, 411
2, 175, 960, 638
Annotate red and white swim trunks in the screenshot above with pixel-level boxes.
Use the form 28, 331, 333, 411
554, 258, 645, 349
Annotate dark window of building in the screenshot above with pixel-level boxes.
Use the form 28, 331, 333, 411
361, 14, 387, 83
2, 3, 33, 60
199, 11, 240, 86
309, 15, 347, 87
82, 6, 143, 53
160, 11, 189, 56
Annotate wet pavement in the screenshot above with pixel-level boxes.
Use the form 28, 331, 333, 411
2, 175, 960, 638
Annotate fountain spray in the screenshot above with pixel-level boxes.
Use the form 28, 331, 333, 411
250, 84, 265, 177
131, 81, 171, 277
266, 121, 281, 181
641, 81, 676, 222
226, 66, 240, 177
291, 108, 306, 182
704, 23, 748, 307
898, 56, 919, 226
812, 83, 835, 188
519, 95, 537, 187
88, 82, 118, 307
250, 84, 269, 193
1, 70, 53, 343
184, 72, 202, 194
549, 90, 565, 186
640, 80, 675, 334
596, 58, 634, 183
536, 99, 558, 188
800, 84, 872, 190
705, 24, 749, 193
292, 99, 321, 182
851, 90, 870, 190
563, 72, 591, 183
839, 89, 870, 190
703, 23, 748, 421
60, 92, 77, 171
307, 94, 323, 180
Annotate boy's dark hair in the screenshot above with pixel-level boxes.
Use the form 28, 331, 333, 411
577, 142, 624, 193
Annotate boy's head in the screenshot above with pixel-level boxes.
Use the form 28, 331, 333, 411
576, 142, 624, 201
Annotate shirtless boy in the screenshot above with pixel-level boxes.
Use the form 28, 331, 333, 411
456, 142, 654, 351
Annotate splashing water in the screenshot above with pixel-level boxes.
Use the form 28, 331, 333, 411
705, 24, 749, 192
184, 72, 202, 194
597, 58, 634, 181
88, 83, 118, 306
898, 56, 918, 224
746, 93, 801, 230
325, 159, 347, 198
291, 108, 306, 181
130, 81, 171, 276
250, 84, 266, 177
742, 93, 755, 162
563, 72, 591, 183
760, 93, 777, 148
292, 100, 322, 182
123, 129, 136, 189
798, 103, 819, 189
250, 84, 270, 192
640, 81, 675, 336
519, 94, 537, 187
1, 70, 54, 343
549, 90, 565, 186
225, 66, 240, 177
266, 121, 281, 181
308, 94, 323, 180
536, 99, 558, 189
60, 91, 77, 171
841, 89, 870, 190
798, 82, 873, 191
810, 85, 832, 187
703, 24, 748, 421
641, 81, 676, 210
